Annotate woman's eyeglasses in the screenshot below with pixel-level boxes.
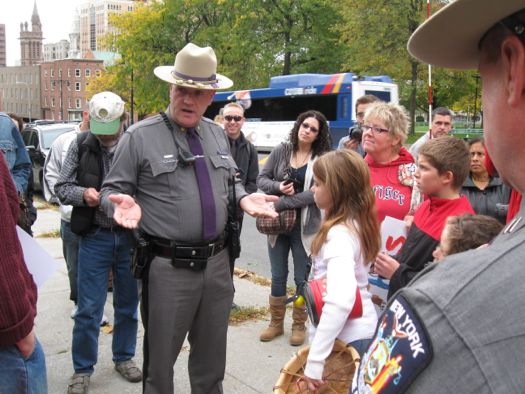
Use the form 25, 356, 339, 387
224, 115, 243, 122
362, 124, 389, 134
301, 122, 319, 133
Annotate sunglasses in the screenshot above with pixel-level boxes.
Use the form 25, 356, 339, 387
301, 122, 319, 133
224, 115, 243, 122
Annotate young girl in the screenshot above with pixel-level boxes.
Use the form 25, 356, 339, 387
303, 150, 381, 391
432, 214, 503, 262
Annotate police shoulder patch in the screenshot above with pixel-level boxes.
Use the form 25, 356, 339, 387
352, 294, 433, 394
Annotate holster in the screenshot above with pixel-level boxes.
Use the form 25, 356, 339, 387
131, 230, 152, 279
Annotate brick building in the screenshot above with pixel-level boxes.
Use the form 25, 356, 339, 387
41, 58, 103, 121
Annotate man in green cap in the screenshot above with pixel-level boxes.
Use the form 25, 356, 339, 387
55, 91, 142, 394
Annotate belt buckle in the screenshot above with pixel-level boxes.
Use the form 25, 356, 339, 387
208, 242, 216, 257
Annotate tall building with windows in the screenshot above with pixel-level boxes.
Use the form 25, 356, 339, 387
0, 24, 6, 67
78, 0, 141, 56
44, 40, 70, 62
19, 1, 44, 66
40, 58, 103, 121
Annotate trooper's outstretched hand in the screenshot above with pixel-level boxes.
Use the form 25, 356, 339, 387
240, 193, 279, 218
110, 194, 142, 229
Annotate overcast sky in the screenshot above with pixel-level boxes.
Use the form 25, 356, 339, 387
1, 0, 82, 66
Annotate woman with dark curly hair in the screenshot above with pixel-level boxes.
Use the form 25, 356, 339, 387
257, 110, 332, 346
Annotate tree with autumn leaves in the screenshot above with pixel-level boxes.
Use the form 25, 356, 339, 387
87, 0, 480, 130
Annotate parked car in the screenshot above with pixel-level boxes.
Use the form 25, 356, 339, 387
22, 123, 80, 192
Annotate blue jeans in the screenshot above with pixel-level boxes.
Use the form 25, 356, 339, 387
61, 220, 79, 303
72, 227, 139, 374
0, 338, 47, 394
268, 220, 311, 297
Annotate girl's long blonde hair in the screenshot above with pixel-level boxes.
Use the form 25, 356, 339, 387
310, 150, 381, 263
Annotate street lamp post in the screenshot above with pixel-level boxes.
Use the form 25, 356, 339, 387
16, 80, 31, 123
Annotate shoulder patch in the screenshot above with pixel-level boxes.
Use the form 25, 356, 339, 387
352, 295, 433, 393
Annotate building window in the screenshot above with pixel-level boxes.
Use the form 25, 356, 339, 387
51, 98, 55, 107
95, 69, 101, 77
76, 99, 81, 109
44, 97, 47, 107
51, 82, 54, 91
85, 68, 91, 77
59, 69, 62, 77
68, 69, 71, 77
44, 69, 48, 77
75, 82, 81, 91
50, 69, 54, 77
75, 69, 81, 77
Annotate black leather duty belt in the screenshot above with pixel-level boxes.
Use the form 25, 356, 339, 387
150, 234, 226, 271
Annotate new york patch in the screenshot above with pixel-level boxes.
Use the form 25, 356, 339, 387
352, 295, 433, 393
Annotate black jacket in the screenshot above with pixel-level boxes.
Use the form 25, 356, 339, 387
461, 175, 511, 224
388, 196, 475, 298
229, 132, 259, 194
70, 132, 103, 235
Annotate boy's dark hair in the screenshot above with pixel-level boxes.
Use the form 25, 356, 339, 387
419, 136, 470, 189
445, 214, 503, 255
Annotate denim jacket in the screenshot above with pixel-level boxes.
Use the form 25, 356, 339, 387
0, 113, 31, 193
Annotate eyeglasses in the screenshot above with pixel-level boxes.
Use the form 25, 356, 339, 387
301, 122, 319, 133
224, 115, 243, 122
362, 124, 389, 134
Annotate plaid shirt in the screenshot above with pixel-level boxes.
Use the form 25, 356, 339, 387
54, 135, 117, 229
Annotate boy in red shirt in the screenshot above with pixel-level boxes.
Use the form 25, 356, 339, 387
374, 137, 475, 298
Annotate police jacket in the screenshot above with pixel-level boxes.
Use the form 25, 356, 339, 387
70, 132, 103, 235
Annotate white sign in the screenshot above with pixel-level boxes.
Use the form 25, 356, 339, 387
17, 226, 59, 288
368, 216, 408, 315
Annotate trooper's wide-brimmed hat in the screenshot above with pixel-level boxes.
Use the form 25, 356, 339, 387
154, 43, 233, 90
408, 0, 525, 70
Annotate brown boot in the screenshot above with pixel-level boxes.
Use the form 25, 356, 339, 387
260, 295, 287, 342
290, 305, 308, 346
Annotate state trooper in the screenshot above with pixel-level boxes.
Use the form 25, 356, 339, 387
100, 43, 278, 394
352, 0, 525, 392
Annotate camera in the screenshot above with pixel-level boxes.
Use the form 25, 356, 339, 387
284, 168, 301, 191
348, 124, 363, 143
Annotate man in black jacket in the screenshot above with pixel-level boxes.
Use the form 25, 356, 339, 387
223, 102, 259, 306
223, 102, 259, 194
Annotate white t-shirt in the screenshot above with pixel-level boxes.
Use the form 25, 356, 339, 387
304, 222, 378, 380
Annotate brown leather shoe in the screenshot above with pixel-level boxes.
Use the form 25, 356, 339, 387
115, 360, 143, 383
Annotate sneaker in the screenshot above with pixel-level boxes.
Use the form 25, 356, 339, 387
100, 314, 109, 326
67, 373, 90, 394
115, 360, 143, 383
70, 305, 78, 319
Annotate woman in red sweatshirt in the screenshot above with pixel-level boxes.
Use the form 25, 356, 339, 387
362, 102, 420, 224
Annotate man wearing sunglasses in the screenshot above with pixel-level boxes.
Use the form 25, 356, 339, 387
222, 102, 259, 307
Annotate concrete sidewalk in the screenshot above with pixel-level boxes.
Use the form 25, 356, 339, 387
32, 203, 301, 393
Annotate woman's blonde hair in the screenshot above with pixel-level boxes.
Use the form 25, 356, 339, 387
364, 102, 410, 148
310, 150, 381, 263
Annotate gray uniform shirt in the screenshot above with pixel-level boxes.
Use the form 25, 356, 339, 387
353, 202, 525, 393
100, 113, 247, 242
